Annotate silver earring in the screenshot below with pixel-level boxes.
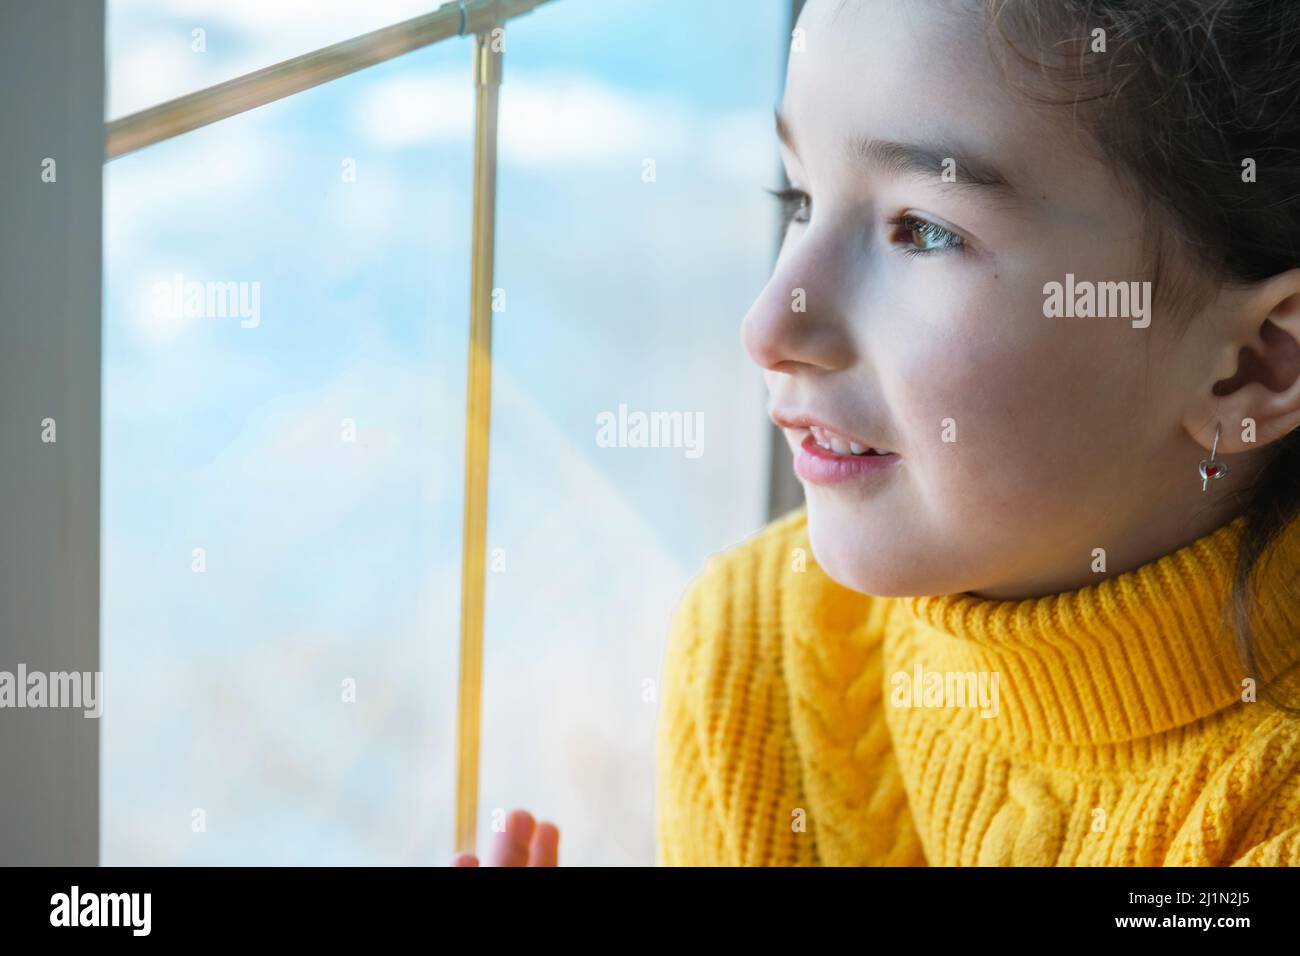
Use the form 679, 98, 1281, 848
1198, 423, 1228, 492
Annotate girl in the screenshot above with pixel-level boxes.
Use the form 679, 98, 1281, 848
457, 0, 1300, 867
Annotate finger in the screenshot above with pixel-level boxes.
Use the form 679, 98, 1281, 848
451, 852, 479, 867
528, 822, 559, 867
486, 809, 536, 867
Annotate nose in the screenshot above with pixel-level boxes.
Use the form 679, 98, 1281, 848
740, 236, 856, 374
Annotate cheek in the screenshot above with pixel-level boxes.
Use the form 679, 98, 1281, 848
885, 290, 1147, 520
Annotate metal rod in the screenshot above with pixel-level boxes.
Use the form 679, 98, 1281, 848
454, 23, 503, 859
105, 0, 550, 160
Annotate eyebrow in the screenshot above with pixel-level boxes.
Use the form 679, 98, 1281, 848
774, 107, 1021, 204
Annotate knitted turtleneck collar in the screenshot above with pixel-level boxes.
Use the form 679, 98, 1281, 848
794, 510, 1300, 749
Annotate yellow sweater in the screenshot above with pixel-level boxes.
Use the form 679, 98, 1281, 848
654, 506, 1300, 866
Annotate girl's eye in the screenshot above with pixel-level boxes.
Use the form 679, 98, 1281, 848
765, 186, 811, 229
887, 214, 965, 256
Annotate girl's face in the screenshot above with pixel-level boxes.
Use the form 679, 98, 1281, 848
743, 0, 1248, 599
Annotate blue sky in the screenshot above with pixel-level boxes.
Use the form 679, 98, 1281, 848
102, 0, 789, 865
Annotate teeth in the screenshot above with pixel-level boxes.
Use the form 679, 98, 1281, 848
808, 424, 878, 455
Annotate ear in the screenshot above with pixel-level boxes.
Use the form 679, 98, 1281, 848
1184, 268, 1300, 455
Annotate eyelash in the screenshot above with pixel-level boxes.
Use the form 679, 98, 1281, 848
766, 186, 811, 228
885, 215, 966, 257
764, 187, 966, 257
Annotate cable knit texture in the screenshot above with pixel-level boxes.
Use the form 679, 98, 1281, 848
654, 506, 1300, 866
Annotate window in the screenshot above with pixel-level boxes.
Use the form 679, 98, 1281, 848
102, 0, 787, 865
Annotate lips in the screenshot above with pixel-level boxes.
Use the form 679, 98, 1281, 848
769, 410, 893, 457
769, 408, 899, 486
794, 433, 899, 485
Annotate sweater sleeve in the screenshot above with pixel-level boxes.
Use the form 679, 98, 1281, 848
654, 558, 728, 866
1165, 710, 1300, 866
654, 535, 806, 866
653, 508, 917, 866
1230, 826, 1300, 866
1228, 766, 1300, 866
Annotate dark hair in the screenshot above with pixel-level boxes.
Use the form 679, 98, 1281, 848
983, 0, 1300, 709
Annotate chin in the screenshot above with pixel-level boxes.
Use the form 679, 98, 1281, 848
804, 495, 949, 598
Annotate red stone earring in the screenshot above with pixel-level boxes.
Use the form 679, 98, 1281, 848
1198, 423, 1228, 492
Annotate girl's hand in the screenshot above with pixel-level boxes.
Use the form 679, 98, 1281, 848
450, 809, 559, 866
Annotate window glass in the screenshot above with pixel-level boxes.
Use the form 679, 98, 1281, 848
102, 37, 474, 864
103, 0, 788, 866
477, 0, 785, 864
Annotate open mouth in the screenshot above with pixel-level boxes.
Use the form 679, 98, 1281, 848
788, 421, 900, 486
805, 424, 890, 457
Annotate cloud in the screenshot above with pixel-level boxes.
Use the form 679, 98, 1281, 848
108, 0, 437, 118
703, 109, 783, 186
113, 0, 435, 33
353, 72, 475, 148
500, 78, 692, 166
107, 30, 214, 118
353, 69, 764, 171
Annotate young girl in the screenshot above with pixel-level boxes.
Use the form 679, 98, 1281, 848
455, 0, 1300, 867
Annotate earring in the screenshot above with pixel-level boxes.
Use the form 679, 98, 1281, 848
1198, 423, 1228, 492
